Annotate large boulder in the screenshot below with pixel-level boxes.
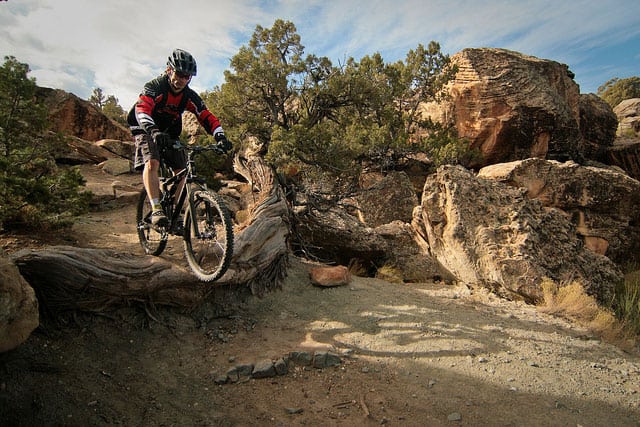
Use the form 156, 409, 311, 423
417, 164, 622, 303
376, 220, 453, 283
424, 48, 583, 167
478, 158, 640, 264
607, 137, 640, 180
579, 93, 618, 162
0, 257, 39, 352
357, 171, 418, 226
614, 98, 640, 138
37, 87, 131, 142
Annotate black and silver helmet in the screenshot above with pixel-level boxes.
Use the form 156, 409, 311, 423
167, 49, 197, 76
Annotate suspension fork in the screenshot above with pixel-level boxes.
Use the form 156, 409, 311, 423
186, 181, 209, 238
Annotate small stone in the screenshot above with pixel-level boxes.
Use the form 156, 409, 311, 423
289, 351, 313, 366
214, 375, 228, 385
236, 364, 254, 378
448, 412, 462, 421
312, 352, 327, 368
274, 358, 288, 376
286, 407, 304, 415
226, 364, 253, 383
324, 352, 342, 367
252, 359, 276, 379
225, 368, 239, 383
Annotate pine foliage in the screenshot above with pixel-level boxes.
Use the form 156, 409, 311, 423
0, 56, 90, 230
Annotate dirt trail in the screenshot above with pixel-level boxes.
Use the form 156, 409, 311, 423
1, 165, 640, 426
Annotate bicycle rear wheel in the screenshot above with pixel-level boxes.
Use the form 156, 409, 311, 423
136, 189, 168, 256
183, 189, 234, 282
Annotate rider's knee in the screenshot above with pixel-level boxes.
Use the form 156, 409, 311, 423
146, 159, 160, 172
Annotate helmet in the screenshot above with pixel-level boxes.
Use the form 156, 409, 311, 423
167, 49, 197, 76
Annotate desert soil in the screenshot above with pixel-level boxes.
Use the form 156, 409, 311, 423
1, 164, 640, 426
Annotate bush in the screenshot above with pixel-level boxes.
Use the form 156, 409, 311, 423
597, 77, 640, 108
0, 56, 90, 231
209, 20, 466, 183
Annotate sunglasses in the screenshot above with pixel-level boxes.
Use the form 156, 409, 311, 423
174, 71, 192, 80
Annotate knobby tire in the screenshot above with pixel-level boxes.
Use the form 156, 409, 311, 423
136, 189, 168, 256
183, 189, 234, 282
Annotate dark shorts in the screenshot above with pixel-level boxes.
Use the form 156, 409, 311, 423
133, 133, 187, 171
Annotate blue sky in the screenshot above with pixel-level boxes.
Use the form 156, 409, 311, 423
1, 0, 639, 109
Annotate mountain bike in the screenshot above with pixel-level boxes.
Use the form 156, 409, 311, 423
136, 140, 234, 282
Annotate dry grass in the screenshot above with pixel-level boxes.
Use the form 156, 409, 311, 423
539, 278, 635, 349
375, 264, 404, 284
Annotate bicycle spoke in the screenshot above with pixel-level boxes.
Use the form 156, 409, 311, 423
183, 190, 233, 281
136, 190, 168, 256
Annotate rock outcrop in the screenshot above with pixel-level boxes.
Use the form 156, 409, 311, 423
0, 257, 39, 353
478, 158, 640, 264
37, 87, 131, 142
416, 164, 622, 303
614, 98, 640, 138
428, 48, 583, 168
357, 171, 418, 226
579, 93, 618, 162
607, 137, 640, 181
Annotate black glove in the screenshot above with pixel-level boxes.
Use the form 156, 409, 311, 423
151, 130, 170, 150
214, 132, 232, 153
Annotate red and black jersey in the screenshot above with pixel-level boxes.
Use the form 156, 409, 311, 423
127, 74, 222, 138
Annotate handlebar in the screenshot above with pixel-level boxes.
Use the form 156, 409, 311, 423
172, 140, 227, 155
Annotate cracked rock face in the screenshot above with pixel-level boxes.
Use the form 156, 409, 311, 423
614, 98, 640, 138
425, 48, 584, 167
417, 164, 622, 303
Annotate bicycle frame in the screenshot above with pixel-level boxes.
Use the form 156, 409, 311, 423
158, 143, 213, 236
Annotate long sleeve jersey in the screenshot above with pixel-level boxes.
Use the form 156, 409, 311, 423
127, 74, 222, 139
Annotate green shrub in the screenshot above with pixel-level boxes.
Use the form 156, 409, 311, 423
597, 77, 640, 108
0, 56, 90, 231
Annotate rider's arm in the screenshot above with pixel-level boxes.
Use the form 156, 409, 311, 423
184, 90, 223, 137
133, 77, 164, 134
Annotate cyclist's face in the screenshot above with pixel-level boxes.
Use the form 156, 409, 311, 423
168, 68, 191, 92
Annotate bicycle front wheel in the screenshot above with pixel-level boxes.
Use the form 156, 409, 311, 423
136, 189, 168, 256
183, 189, 234, 282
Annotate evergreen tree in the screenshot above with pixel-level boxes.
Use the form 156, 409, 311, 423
0, 56, 90, 230
208, 19, 469, 185
89, 87, 106, 108
597, 77, 640, 108
89, 88, 126, 125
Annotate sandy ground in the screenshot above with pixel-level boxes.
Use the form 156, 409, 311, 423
1, 164, 640, 426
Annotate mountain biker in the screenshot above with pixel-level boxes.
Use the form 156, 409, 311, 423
128, 48, 232, 227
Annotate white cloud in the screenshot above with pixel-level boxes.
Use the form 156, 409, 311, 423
1, 0, 638, 108
1, 0, 269, 107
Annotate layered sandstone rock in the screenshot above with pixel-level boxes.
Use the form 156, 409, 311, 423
424, 48, 584, 167
357, 171, 418, 226
37, 87, 131, 142
579, 93, 617, 162
417, 164, 622, 303
478, 158, 640, 264
614, 98, 640, 138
